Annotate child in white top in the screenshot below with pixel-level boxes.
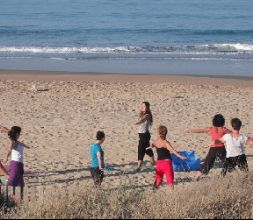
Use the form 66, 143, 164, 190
220, 118, 253, 176
4, 126, 30, 201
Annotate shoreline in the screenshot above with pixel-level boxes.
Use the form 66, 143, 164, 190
1, 69, 253, 87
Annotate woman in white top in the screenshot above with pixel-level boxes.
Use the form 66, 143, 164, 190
220, 118, 253, 176
4, 126, 30, 201
135, 102, 155, 172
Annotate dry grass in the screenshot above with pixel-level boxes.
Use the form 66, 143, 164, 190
1, 172, 253, 219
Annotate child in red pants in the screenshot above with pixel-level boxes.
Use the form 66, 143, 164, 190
152, 126, 186, 190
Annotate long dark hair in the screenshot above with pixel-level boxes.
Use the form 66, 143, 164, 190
8, 126, 21, 142
140, 102, 153, 126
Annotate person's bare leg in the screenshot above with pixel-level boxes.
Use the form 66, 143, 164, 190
137, 160, 143, 172
20, 187, 24, 202
168, 185, 174, 192
5, 186, 9, 203
13, 187, 16, 196
10, 187, 16, 202
150, 156, 156, 166
194, 171, 204, 182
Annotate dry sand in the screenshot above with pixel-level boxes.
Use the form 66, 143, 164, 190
0, 70, 253, 199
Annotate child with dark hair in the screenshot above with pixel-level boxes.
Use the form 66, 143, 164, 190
220, 118, 253, 176
187, 114, 231, 181
4, 126, 30, 200
90, 131, 106, 187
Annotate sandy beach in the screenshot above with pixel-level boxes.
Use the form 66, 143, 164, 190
0, 70, 253, 198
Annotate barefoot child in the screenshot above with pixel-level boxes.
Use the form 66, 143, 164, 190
90, 131, 106, 187
152, 126, 187, 191
220, 118, 253, 176
135, 102, 155, 172
4, 126, 30, 201
187, 114, 231, 181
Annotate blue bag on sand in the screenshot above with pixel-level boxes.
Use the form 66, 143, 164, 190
171, 150, 201, 172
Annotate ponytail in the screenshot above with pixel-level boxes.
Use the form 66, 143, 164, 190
159, 126, 168, 140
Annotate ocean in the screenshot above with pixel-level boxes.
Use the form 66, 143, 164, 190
0, 0, 253, 76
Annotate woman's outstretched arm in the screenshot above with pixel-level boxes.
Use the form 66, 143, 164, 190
186, 128, 210, 134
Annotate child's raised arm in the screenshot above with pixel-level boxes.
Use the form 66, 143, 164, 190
0, 125, 9, 133
218, 137, 225, 144
20, 142, 31, 149
4, 142, 15, 164
165, 141, 187, 161
186, 128, 210, 134
225, 127, 232, 134
246, 137, 253, 147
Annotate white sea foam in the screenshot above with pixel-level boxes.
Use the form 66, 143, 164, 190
0, 46, 136, 53
0, 44, 252, 55
212, 43, 253, 52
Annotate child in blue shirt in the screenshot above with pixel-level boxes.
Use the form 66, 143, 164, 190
90, 131, 105, 187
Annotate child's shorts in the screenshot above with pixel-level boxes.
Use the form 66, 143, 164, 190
222, 154, 248, 176
90, 167, 104, 186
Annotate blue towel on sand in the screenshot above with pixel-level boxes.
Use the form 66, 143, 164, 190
172, 150, 201, 172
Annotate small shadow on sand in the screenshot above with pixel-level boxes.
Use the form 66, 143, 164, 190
27, 158, 230, 187
26, 164, 155, 187
175, 177, 193, 184
28, 175, 93, 187
25, 167, 90, 178
105, 183, 154, 192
